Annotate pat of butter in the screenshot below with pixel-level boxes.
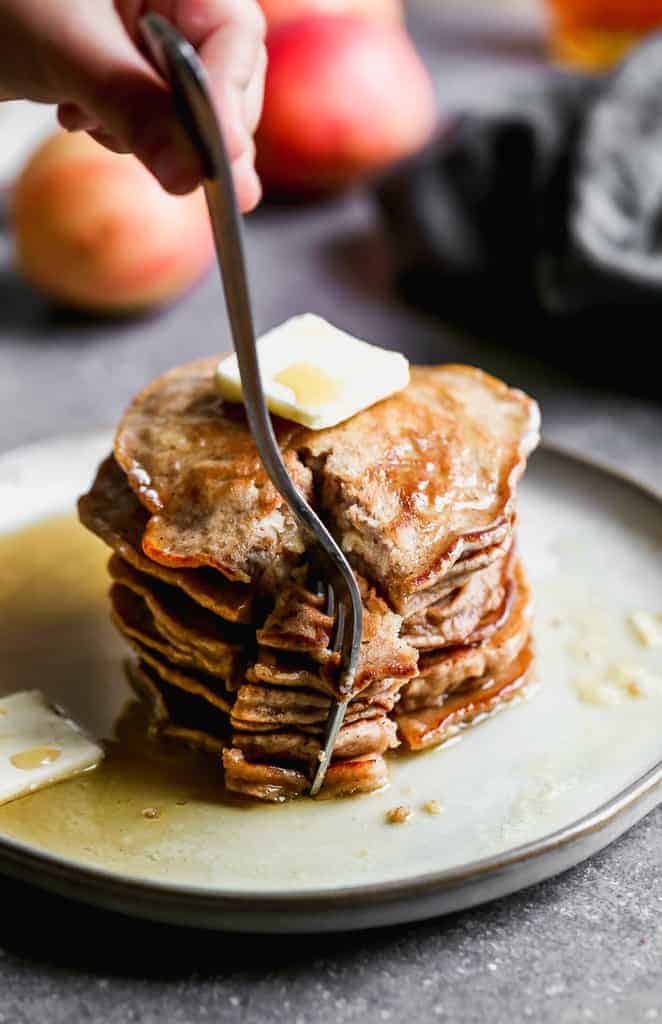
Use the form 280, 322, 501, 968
573, 661, 662, 707
0, 691, 104, 806
215, 314, 410, 430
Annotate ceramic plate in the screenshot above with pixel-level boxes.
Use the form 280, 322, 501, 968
0, 431, 661, 933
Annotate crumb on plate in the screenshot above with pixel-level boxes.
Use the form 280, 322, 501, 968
628, 610, 662, 649
386, 805, 412, 825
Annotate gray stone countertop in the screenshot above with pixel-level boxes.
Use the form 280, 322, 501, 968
1, 8, 662, 1023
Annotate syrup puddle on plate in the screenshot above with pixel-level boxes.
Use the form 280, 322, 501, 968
3, 493, 662, 895
0, 515, 247, 883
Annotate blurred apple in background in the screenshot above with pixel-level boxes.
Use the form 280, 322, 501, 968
256, 15, 437, 195
12, 132, 214, 315
258, 0, 403, 28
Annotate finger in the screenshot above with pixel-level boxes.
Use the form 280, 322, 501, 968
120, 0, 266, 191
244, 42, 267, 136
54, 3, 202, 192
232, 147, 262, 213
57, 102, 100, 133
145, 0, 266, 50
197, 4, 266, 161
87, 128, 132, 155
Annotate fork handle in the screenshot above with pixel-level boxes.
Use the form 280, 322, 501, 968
139, 13, 363, 694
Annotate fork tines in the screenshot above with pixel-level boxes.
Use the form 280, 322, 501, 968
309, 576, 350, 797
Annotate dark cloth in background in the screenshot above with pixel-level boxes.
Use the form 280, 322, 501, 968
376, 36, 662, 390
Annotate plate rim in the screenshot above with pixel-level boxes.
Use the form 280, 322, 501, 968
1, 431, 662, 924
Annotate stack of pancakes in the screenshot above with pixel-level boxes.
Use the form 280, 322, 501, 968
79, 359, 539, 801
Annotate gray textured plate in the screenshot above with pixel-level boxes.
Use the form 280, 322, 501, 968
0, 431, 661, 933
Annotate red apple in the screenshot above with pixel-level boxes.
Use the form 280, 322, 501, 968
258, 0, 402, 29
12, 132, 214, 314
256, 16, 437, 195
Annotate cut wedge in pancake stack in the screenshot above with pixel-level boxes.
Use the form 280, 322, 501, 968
79, 356, 540, 802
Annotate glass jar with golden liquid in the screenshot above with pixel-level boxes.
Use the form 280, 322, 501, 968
548, 0, 662, 70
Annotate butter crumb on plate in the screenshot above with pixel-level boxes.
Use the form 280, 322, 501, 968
628, 610, 662, 648
574, 661, 662, 706
422, 799, 442, 816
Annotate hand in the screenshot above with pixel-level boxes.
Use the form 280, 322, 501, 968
0, 0, 266, 209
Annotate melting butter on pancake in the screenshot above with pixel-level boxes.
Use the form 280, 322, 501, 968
215, 314, 410, 430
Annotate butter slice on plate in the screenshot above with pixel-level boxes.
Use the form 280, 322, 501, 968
0, 690, 104, 805
215, 314, 410, 430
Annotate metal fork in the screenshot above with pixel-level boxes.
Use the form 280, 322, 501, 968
140, 13, 362, 796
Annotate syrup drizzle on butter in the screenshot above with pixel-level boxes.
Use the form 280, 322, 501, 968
275, 362, 341, 407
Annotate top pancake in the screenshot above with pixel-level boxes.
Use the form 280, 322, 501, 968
114, 358, 539, 611
114, 358, 313, 587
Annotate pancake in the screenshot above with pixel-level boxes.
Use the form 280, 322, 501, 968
79, 456, 253, 623
230, 681, 401, 731
126, 662, 392, 801
127, 660, 395, 766
126, 660, 227, 756
401, 534, 513, 619
79, 356, 539, 802
297, 364, 538, 611
113, 359, 538, 609
108, 555, 246, 681
396, 643, 535, 752
231, 716, 398, 770
247, 651, 339, 697
222, 748, 389, 802
399, 561, 532, 712
114, 359, 313, 586
111, 583, 241, 680
126, 643, 234, 715
256, 576, 418, 696
403, 553, 512, 650
247, 650, 409, 704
